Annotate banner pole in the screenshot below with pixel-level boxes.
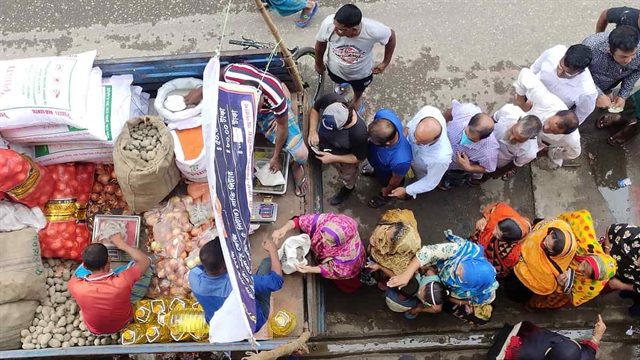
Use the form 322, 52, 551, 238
253, 0, 305, 92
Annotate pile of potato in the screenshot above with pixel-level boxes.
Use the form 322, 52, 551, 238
20, 259, 118, 349
122, 122, 161, 162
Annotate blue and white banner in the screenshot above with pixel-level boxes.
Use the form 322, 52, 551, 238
202, 57, 260, 343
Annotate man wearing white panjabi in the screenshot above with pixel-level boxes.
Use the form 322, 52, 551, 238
513, 68, 581, 168
530, 44, 598, 125
389, 106, 452, 199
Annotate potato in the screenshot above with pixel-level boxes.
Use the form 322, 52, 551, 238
48, 339, 62, 348
62, 341, 70, 348
53, 334, 64, 341
39, 333, 52, 346
22, 343, 36, 350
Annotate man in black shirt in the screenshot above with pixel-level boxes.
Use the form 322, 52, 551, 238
596, 6, 640, 33
308, 91, 368, 205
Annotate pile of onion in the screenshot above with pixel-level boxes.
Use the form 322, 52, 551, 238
87, 164, 128, 227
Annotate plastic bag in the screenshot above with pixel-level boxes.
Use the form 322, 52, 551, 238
182, 195, 213, 228
154, 78, 203, 123
0, 201, 47, 231
39, 163, 95, 260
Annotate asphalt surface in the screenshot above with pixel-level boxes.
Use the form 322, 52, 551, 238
2, 0, 640, 358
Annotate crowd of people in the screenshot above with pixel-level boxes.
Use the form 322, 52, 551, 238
64, 3, 639, 359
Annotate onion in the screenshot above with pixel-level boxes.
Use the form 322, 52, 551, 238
104, 184, 116, 194
97, 174, 111, 185
92, 183, 103, 193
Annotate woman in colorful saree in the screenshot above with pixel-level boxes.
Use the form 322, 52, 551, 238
505, 217, 577, 303
471, 202, 531, 279
271, 213, 366, 293
388, 230, 499, 323
528, 210, 617, 309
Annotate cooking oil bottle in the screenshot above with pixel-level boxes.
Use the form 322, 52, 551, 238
269, 309, 297, 337
121, 323, 147, 345
145, 323, 171, 343
168, 309, 209, 336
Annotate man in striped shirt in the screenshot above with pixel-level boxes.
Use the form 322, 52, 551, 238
187, 63, 309, 196
438, 100, 499, 190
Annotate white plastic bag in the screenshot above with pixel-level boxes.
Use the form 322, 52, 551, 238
0, 201, 46, 232
277, 234, 311, 275
154, 78, 203, 123
130, 85, 150, 118
171, 127, 207, 182
0, 50, 96, 130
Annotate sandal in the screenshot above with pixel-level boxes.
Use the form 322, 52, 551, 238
293, 167, 308, 197
596, 113, 624, 129
368, 194, 388, 208
467, 178, 483, 187
607, 122, 639, 147
295, 1, 319, 28
501, 168, 517, 181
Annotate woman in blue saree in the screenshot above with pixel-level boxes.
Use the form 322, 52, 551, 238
264, 0, 319, 28
388, 230, 499, 324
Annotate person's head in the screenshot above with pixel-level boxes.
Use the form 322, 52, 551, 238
416, 277, 447, 306
199, 237, 227, 275
321, 102, 351, 131
507, 115, 542, 144
557, 44, 592, 78
608, 25, 639, 66
368, 118, 398, 146
543, 110, 578, 134
455, 258, 496, 289
543, 227, 566, 256
576, 255, 611, 280
334, 4, 362, 38
464, 113, 494, 143
495, 218, 524, 242
81, 243, 110, 272
412, 117, 442, 146
398, 277, 419, 298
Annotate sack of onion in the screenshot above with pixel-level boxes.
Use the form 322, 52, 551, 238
39, 163, 95, 261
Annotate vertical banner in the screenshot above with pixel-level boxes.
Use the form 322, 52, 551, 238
202, 57, 260, 343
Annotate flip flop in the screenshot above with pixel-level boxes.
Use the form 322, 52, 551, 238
501, 168, 517, 181
293, 167, 308, 197
403, 311, 418, 320
368, 194, 388, 208
596, 114, 624, 129
295, 1, 319, 28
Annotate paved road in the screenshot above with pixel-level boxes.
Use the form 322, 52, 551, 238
2, 0, 640, 357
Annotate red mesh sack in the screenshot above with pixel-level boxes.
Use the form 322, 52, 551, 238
0, 149, 54, 208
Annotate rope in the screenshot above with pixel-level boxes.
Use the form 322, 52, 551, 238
241, 331, 311, 360
216, 0, 234, 56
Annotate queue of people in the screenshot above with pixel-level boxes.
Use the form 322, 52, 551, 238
65, 3, 639, 354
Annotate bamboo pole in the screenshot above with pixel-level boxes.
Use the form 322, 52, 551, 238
253, 0, 305, 92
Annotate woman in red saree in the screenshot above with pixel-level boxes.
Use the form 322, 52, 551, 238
471, 202, 531, 279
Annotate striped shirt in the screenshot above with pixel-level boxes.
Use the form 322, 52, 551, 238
582, 32, 640, 99
222, 64, 288, 116
447, 100, 499, 173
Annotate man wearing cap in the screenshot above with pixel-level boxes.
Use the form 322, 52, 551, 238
388, 106, 452, 199
308, 90, 368, 205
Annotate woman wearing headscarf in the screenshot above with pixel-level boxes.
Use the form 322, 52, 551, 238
367, 209, 422, 280
486, 315, 606, 360
271, 212, 365, 293
603, 223, 640, 316
388, 230, 499, 324
528, 210, 617, 309
471, 202, 531, 279
505, 217, 577, 303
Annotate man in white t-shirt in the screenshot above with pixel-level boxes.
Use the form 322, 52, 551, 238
315, 4, 396, 106
530, 44, 598, 125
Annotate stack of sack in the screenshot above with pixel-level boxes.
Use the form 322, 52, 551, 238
0, 51, 149, 165
0, 202, 47, 350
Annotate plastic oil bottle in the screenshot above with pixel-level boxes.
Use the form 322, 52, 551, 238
269, 309, 297, 337
168, 309, 209, 337
121, 323, 147, 345
145, 323, 171, 343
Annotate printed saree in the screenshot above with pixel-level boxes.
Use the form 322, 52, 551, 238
369, 209, 422, 275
